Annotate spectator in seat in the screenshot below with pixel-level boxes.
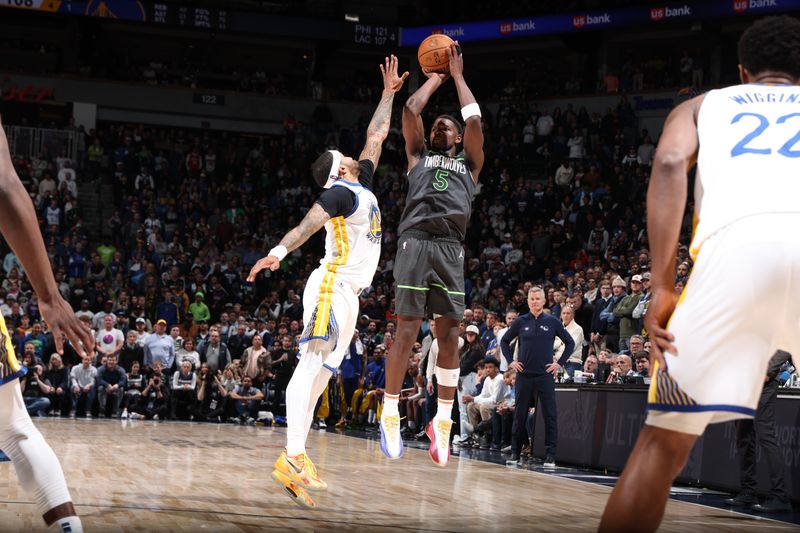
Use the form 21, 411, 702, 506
198, 329, 230, 374
129, 369, 169, 420
596, 349, 613, 384
555, 306, 585, 377
583, 355, 599, 381
613, 275, 643, 352
464, 358, 505, 448
336, 331, 364, 427
170, 360, 196, 420
599, 277, 627, 352
633, 352, 650, 377
70, 354, 97, 418
607, 354, 634, 384
176, 337, 201, 371
96, 353, 127, 418
196, 364, 229, 422
620, 335, 645, 357
121, 360, 145, 419
143, 319, 175, 373
45, 353, 69, 416
21, 364, 52, 417
189, 291, 210, 324
95, 314, 124, 361
492, 368, 517, 451
119, 329, 144, 372
229, 375, 264, 424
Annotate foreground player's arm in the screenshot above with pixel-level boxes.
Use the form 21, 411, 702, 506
645, 96, 702, 368
0, 118, 94, 356
246, 204, 330, 281
447, 42, 484, 181
359, 55, 409, 169
403, 71, 448, 164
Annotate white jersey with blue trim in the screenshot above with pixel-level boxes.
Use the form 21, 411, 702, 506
320, 181, 382, 290
691, 83, 800, 258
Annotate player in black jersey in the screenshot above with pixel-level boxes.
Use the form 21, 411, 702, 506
380, 41, 484, 467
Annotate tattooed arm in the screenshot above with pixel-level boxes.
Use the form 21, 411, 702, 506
246, 203, 330, 280
359, 54, 409, 168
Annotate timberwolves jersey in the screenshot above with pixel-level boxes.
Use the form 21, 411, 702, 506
399, 149, 474, 240
320, 181, 382, 290
691, 84, 800, 259
0, 314, 25, 386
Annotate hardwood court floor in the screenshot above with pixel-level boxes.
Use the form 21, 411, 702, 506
0, 419, 797, 532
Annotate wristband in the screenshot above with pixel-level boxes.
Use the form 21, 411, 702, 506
268, 245, 288, 261
461, 103, 481, 121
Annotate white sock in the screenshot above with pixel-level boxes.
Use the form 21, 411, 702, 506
436, 398, 454, 421
285, 349, 324, 457
368, 410, 375, 424
382, 393, 399, 417
49, 516, 83, 533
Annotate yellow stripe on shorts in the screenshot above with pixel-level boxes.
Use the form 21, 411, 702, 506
312, 217, 349, 338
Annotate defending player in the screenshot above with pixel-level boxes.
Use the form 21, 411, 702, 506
247, 55, 407, 508
0, 117, 95, 532
380, 41, 484, 466
599, 16, 800, 532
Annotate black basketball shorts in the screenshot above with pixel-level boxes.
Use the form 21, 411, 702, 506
393, 230, 466, 320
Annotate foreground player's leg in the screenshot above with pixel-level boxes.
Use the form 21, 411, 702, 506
381, 316, 422, 459
0, 381, 83, 532
598, 425, 697, 533
273, 346, 327, 492
426, 316, 460, 467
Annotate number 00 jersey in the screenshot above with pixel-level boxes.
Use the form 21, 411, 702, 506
692, 84, 800, 258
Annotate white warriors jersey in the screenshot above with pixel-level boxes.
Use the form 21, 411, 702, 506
691, 84, 800, 259
320, 181, 382, 289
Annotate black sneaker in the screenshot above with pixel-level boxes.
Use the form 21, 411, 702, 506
543, 455, 556, 468
505, 453, 520, 465
724, 492, 756, 507
479, 437, 490, 450
752, 498, 792, 513
490, 443, 501, 451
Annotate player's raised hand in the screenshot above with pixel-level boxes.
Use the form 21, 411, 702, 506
380, 54, 409, 93
39, 295, 95, 358
644, 286, 678, 371
247, 255, 281, 281
447, 40, 464, 78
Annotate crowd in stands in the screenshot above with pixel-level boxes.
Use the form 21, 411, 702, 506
5, 79, 797, 455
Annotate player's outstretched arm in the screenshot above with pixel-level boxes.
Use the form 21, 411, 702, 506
246, 203, 330, 281
359, 54, 409, 169
645, 95, 703, 369
447, 42, 484, 181
0, 118, 94, 357
403, 70, 448, 166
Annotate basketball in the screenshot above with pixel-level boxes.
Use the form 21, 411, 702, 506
417, 33, 454, 73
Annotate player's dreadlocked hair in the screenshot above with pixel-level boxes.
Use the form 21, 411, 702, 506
738, 16, 800, 80
310, 151, 334, 188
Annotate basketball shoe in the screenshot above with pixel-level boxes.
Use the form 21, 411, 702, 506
379, 413, 404, 459
426, 418, 453, 467
272, 469, 316, 509
273, 451, 328, 491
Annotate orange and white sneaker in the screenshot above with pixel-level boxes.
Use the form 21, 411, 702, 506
272, 469, 316, 509
426, 418, 453, 468
274, 451, 328, 491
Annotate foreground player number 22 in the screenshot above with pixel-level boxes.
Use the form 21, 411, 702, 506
730, 112, 800, 157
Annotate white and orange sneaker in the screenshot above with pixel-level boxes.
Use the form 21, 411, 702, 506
426, 418, 453, 467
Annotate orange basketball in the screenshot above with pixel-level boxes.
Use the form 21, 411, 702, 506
417, 34, 454, 74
